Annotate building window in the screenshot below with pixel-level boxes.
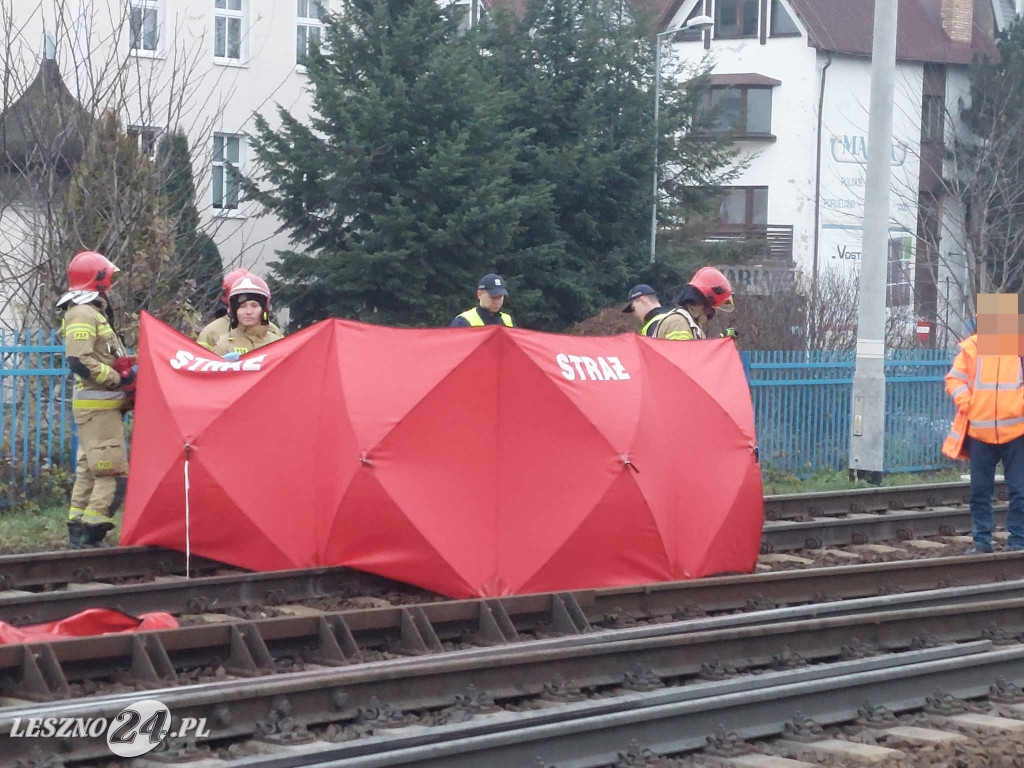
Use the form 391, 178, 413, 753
887, 237, 913, 307
770, 0, 800, 36
130, 0, 160, 52
718, 187, 768, 227
710, 86, 773, 136
715, 0, 759, 38
212, 134, 242, 211
922, 94, 944, 142
679, 1, 708, 41
296, 0, 324, 65
127, 126, 161, 159
214, 0, 244, 62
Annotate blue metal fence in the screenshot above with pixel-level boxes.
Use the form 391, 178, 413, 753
0, 334, 960, 497
743, 348, 957, 475
0, 331, 74, 503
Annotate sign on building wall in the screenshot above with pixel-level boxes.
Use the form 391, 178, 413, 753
818, 57, 921, 297
719, 265, 800, 295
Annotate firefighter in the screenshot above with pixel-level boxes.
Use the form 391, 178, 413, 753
211, 275, 283, 357
672, 267, 737, 341
58, 251, 134, 549
450, 274, 515, 327
622, 284, 688, 339
196, 268, 282, 350
942, 294, 1024, 554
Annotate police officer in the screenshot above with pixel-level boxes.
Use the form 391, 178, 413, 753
450, 274, 515, 327
622, 284, 698, 340
197, 268, 282, 350
58, 251, 134, 549
212, 275, 283, 356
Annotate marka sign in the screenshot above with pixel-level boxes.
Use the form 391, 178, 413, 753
830, 135, 908, 166
719, 265, 799, 296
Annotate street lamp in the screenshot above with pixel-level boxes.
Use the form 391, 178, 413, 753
650, 13, 714, 264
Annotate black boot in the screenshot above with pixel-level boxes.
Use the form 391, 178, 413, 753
81, 521, 115, 548
66, 520, 87, 550
108, 477, 128, 517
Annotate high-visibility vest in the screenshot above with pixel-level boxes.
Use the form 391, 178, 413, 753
640, 308, 703, 340
942, 334, 1024, 452
457, 308, 514, 327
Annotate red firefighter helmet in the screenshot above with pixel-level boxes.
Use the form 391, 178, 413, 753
228, 274, 272, 326
688, 267, 735, 313
68, 251, 119, 293
221, 268, 255, 305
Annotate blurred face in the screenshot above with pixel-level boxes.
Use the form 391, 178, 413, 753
977, 293, 1023, 355
236, 299, 263, 328
478, 290, 505, 313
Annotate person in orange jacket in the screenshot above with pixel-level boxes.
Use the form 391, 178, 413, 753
942, 293, 1024, 553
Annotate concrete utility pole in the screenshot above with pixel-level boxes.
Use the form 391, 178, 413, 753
849, 0, 898, 484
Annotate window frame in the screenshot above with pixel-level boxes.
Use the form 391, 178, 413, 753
127, 125, 162, 160
212, 133, 245, 216
921, 94, 944, 143
129, 0, 162, 56
213, 0, 247, 66
769, 0, 801, 37
716, 186, 769, 229
296, 0, 325, 70
713, 0, 761, 40
707, 84, 774, 139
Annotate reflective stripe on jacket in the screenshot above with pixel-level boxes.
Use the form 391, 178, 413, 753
941, 334, 1024, 455
456, 308, 513, 327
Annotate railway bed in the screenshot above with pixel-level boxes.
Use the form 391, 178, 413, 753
5, 596, 1024, 764
0, 553, 1022, 701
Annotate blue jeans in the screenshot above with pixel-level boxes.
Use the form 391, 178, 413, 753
967, 434, 1024, 550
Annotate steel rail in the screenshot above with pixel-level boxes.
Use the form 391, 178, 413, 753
0, 548, 226, 591
763, 479, 1004, 521
1, 553, 1023, 701
279, 644, 1024, 768
761, 503, 1008, 552
2, 539, 1022, 628
4, 597, 1024, 763
0, 481, 998, 591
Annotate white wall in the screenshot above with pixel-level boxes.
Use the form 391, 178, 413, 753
2, 0, 324, 291
816, 55, 922, 288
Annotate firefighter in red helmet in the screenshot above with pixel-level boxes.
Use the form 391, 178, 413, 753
196, 268, 282, 350
670, 266, 738, 341
211, 275, 283, 357
58, 251, 133, 549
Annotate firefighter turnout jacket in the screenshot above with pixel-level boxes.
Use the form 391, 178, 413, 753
63, 301, 129, 413
212, 323, 284, 356
198, 314, 282, 350
640, 307, 705, 340
942, 333, 1024, 459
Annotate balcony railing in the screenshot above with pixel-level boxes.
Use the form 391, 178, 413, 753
701, 224, 794, 261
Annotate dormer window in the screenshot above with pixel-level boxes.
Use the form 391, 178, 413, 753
715, 0, 759, 39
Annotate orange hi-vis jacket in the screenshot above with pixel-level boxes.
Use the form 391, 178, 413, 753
942, 334, 1024, 459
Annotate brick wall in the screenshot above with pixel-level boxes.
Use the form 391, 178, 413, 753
940, 0, 974, 43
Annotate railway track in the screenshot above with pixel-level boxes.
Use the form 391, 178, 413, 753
0, 552, 1021, 700
4, 595, 1024, 763
0, 480, 1018, 765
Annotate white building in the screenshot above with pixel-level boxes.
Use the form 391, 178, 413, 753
1, 0, 345, 327
661, 0, 1002, 341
